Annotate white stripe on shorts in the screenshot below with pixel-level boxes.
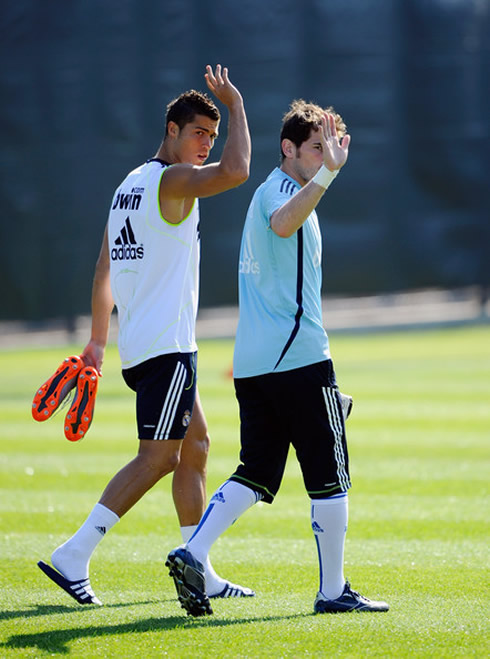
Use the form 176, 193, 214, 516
322, 387, 350, 491
154, 361, 186, 440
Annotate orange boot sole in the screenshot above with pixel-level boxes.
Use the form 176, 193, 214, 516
64, 366, 99, 441
32, 355, 84, 422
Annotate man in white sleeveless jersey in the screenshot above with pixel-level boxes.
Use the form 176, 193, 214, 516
166, 101, 389, 617
38, 65, 252, 604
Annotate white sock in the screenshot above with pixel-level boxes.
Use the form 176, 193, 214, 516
180, 524, 197, 545
311, 494, 348, 600
51, 503, 120, 580
181, 524, 228, 596
186, 480, 259, 567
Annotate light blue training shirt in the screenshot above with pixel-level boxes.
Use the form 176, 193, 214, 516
233, 167, 330, 378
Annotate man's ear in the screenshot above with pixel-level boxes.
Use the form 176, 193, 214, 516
167, 121, 180, 138
281, 138, 295, 159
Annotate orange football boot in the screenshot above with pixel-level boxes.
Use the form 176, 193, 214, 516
32, 355, 84, 421
64, 366, 99, 441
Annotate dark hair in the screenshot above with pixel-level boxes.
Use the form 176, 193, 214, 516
280, 99, 346, 160
165, 90, 220, 134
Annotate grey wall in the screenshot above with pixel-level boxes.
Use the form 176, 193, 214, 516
1, 0, 488, 321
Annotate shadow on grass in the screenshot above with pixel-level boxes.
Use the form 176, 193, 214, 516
0, 600, 164, 622
2, 612, 310, 654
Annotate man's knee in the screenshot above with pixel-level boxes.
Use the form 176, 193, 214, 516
138, 441, 182, 479
194, 427, 211, 455
179, 425, 210, 472
185, 409, 210, 449
159, 449, 181, 475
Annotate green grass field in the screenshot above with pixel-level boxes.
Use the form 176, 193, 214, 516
0, 326, 489, 657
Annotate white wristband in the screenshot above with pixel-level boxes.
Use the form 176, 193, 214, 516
312, 164, 339, 190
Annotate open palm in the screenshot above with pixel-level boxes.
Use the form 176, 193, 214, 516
321, 112, 351, 171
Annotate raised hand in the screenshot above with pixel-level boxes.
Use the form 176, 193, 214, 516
204, 64, 243, 108
321, 112, 351, 172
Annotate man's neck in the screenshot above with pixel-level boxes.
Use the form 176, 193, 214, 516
280, 163, 305, 187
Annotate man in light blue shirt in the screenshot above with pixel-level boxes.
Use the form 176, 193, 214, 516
234, 165, 329, 377
167, 100, 389, 616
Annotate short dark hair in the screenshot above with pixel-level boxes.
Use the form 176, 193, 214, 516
165, 90, 220, 134
280, 99, 346, 160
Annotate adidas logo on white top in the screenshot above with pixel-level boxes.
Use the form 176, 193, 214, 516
111, 217, 144, 261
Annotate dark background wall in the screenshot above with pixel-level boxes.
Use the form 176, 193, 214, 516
1, 0, 488, 322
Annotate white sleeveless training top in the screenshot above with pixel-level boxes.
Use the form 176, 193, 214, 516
108, 159, 200, 368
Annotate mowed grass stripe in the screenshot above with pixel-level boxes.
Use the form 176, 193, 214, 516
0, 325, 488, 657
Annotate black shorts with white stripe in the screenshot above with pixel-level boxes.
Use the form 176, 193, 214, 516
122, 352, 197, 440
232, 359, 351, 503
